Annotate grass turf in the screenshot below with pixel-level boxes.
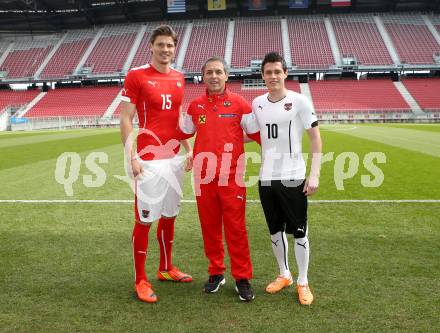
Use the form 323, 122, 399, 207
0, 124, 439, 332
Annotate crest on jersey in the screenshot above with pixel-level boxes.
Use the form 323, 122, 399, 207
224, 100, 231, 107
199, 115, 206, 124
142, 210, 150, 219
177, 81, 182, 88
284, 103, 293, 111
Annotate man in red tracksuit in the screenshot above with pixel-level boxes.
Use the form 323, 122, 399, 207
179, 56, 256, 301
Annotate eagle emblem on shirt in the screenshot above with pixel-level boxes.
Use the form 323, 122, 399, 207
224, 100, 231, 107
199, 115, 206, 124
284, 103, 293, 111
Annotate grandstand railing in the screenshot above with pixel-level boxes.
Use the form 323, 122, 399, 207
10, 116, 122, 131
6, 111, 438, 131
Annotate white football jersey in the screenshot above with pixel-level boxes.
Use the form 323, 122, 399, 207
249, 90, 318, 181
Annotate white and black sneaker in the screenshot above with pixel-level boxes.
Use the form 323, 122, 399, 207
235, 279, 255, 301
204, 275, 226, 293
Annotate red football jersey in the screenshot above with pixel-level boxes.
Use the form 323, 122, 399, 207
187, 88, 252, 178
121, 64, 185, 160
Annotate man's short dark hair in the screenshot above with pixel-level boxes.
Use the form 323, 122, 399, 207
261, 52, 287, 73
150, 25, 178, 46
201, 56, 229, 75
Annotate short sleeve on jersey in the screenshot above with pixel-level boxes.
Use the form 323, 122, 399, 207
241, 112, 259, 134
179, 112, 196, 134
121, 70, 140, 105
297, 94, 318, 130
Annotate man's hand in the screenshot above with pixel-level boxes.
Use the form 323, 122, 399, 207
303, 175, 319, 196
184, 151, 193, 172
130, 159, 144, 179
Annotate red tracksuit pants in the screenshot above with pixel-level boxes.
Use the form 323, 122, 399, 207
196, 177, 253, 280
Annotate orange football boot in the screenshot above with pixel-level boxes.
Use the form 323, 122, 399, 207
157, 266, 193, 282
135, 280, 158, 303
266, 275, 293, 294
297, 284, 314, 305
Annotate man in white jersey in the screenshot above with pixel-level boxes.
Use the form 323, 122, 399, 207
246, 52, 322, 305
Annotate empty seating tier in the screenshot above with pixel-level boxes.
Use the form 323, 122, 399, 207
383, 14, 440, 65
84, 25, 138, 75
0, 90, 40, 112
41, 30, 95, 79
288, 16, 335, 69
308, 79, 410, 113
402, 78, 440, 111
332, 15, 393, 65
1, 39, 56, 78
25, 86, 121, 117
232, 18, 283, 69
183, 20, 228, 72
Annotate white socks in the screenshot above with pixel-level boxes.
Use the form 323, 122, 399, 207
270, 231, 291, 278
270, 232, 310, 284
294, 236, 309, 285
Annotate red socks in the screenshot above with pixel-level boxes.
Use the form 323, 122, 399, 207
132, 222, 151, 284
157, 217, 176, 271
132, 217, 176, 283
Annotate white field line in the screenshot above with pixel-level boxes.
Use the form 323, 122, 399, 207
0, 199, 439, 204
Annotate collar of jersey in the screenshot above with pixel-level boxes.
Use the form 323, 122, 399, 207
149, 63, 173, 75
266, 94, 287, 104
205, 87, 229, 102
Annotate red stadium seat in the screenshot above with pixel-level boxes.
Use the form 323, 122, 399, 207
308, 79, 410, 113
402, 78, 440, 112
232, 18, 283, 69
331, 15, 393, 65
25, 86, 121, 117
0, 90, 40, 112
288, 16, 335, 69
383, 14, 440, 65
183, 20, 228, 72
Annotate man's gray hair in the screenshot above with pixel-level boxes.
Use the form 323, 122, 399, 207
201, 56, 229, 74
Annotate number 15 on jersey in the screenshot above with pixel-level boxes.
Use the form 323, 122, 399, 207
161, 94, 172, 110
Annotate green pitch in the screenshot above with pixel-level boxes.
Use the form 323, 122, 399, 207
0, 124, 439, 332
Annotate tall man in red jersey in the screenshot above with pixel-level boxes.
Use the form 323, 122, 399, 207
120, 25, 193, 303
179, 57, 256, 301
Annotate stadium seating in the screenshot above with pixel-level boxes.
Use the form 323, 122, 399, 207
231, 18, 283, 68
0, 42, 10, 58
308, 79, 410, 113
331, 15, 393, 65
402, 78, 440, 112
130, 29, 152, 69
382, 14, 440, 65
0, 90, 40, 113
287, 16, 335, 69
1, 38, 57, 78
40, 30, 96, 79
84, 25, 138, 75
183, 20, 228, 72
25, 86, 121, 117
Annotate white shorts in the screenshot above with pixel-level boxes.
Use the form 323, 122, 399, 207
135, 154, 186, 223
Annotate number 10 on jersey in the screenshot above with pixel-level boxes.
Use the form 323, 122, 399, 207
266, 123, 278, 139
161, 94, 172, 110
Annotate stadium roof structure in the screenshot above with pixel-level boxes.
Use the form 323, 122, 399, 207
0, 0, 439, 32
